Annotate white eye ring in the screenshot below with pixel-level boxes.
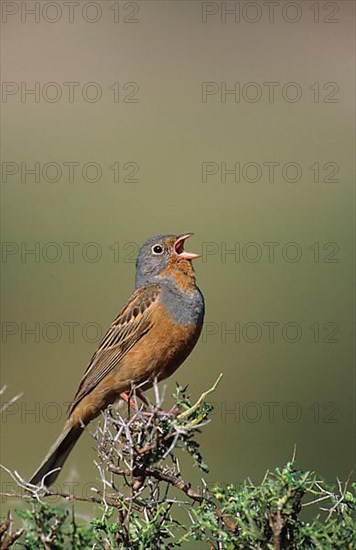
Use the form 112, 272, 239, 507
151, 244, 164, 255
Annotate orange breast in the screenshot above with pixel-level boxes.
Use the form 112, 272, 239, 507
70, 301, 201, 425
117, 300, 201, 388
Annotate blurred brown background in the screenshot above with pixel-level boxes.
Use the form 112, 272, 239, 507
1, 0, 354, 522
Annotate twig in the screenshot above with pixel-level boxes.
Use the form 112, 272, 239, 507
177, 373, 223, 420
0, 386, 24, 415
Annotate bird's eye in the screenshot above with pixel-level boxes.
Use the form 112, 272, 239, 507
151, 244, 164, 255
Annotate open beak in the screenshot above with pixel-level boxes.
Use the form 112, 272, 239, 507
174, 233, 200, 260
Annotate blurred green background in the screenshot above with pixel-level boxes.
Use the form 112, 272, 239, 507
1, 0, 354, 525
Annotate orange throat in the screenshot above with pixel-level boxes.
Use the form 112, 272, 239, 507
161, 259, 197, 293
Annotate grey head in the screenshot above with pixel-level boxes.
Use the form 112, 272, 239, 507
135, 233, 200, 289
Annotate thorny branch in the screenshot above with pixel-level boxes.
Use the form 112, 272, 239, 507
1, 377, 239, 539
1, 377, 354, 549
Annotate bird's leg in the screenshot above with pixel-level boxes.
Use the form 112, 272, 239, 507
120, 390, 150, 410
120, 391, 139, 411
120, 390, 179, 417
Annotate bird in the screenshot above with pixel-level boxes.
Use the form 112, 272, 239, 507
29, 233, 205, 487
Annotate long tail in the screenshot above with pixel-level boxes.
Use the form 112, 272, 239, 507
29, 422, 83, 487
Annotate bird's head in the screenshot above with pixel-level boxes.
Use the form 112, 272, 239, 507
135, 233, 200, 289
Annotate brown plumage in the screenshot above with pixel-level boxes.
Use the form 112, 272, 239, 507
29, 233, 204, 487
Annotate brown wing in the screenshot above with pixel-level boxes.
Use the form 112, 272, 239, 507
68, 284, 161, 415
